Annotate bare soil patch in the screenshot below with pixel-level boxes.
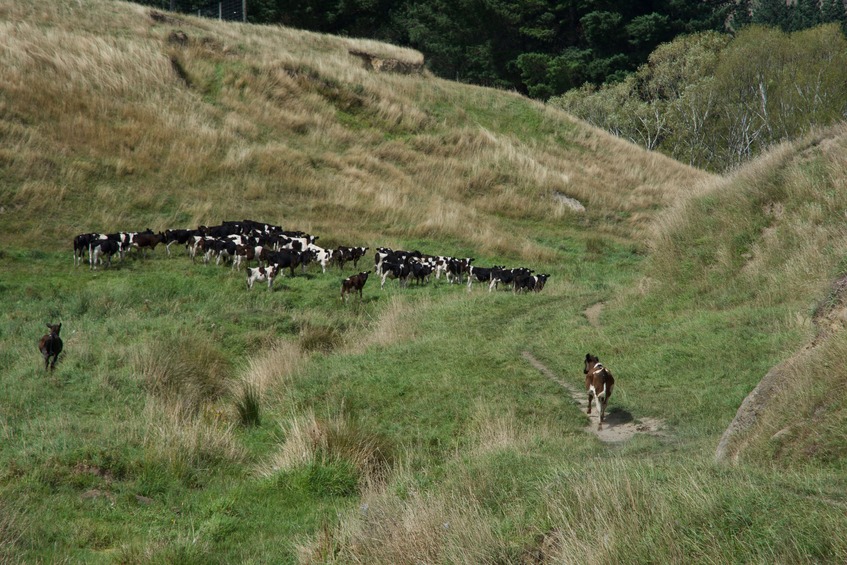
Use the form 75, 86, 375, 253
522, 351, 665, 443
584, 302, 604, 328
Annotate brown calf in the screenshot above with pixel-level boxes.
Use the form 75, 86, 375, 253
39, 323, 63, 371
584, 353, 615, 429
342, 271, 370, 302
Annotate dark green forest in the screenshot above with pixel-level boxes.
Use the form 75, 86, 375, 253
150, 0, 847, 98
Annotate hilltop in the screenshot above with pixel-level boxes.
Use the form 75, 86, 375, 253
2, 1, 847, 563
2, 0, 708, 254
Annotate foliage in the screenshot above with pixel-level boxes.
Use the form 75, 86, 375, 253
553, 24, 847, 171
133, 0, 735, 96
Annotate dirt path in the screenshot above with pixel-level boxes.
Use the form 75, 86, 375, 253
522, 351, 665, 443
584, 302, 604, 328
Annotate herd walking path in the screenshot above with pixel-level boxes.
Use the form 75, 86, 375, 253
522, 350, 665, 443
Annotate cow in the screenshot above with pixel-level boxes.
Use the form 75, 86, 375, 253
466, 265, 505, 292
410, 261, 434, 285
341, 271, 370, 302
514, 273, 551, 293
73, 233, 99, 267
38, 323, 63, 371
266, 250, 308, 277
380, 261, 412, 289
445, 258, 474, 284
132, 231, 165, 258
584, 353, 615, 429
246, 265, 278, 291
89, 238, 120, 269
163, 229, 199, 256
488, 267, 533, 292
309, 244, 336, 273
335, 246, 369, 270
233, 244, 264, 270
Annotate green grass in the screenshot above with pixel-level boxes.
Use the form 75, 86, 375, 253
3, 1, 847, 560
3, 216, 844, 562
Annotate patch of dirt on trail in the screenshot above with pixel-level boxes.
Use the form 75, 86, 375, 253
584, 302, 604, 328
522, 351, 665, 443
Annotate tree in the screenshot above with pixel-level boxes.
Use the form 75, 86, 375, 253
751, 0, 790, 28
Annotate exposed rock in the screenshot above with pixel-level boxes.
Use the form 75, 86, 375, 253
552, 191, 585, 213
348, 50, 424, 75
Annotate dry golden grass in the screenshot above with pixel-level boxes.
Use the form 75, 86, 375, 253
2, 0, 709, 254
298, 482, 501, 565
237, 339, 306, 399
142, 396, 247, 476
258, 409, 394, 490
342, 295, 419, 353
466, 400, 552, 456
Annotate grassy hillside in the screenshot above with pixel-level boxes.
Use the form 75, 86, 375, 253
2, 1, 847, 563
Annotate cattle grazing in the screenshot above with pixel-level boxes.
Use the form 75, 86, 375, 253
584, 353, 615, 429
380, 261, 412, 289
132, 231, 165, 258
307, 244, 335, 273
89, 238, 121, 270
73, 233, 99, 267
466, 265, 504, 292
488, 267, 533, 292
233, 244, 263, 270
341, 271, 370, 302
163, 229, 196, 256
38, 323, 63, 371
266, 250, 308, 277
246, 265, 278, 291
335, 246, 369, 270
411, 261, 434, 285
446, 257, 474, 284
514, 273, 551, 293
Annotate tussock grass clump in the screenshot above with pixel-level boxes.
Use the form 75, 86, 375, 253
133, 336, 232, 416
259, 410, 394, 491
299, 323, 343, 353
343, 295, 418, 353
234, 339, 306, 427
298, 486, 501, 565
234, 381, 261, 428
142, 397, 246, 482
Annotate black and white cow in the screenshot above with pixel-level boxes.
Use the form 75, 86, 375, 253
89, 238, 121, 270
335, 246, 369, 270
246, 264, 278, 290
466, 265, 505, 292
380, 261, 412, 289
73, 233, 99, 267
309, 244, 336, 273
488, 267, 533, 292
411, 261, 434, 285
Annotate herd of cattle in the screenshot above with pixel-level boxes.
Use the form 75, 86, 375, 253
72, 219, 551, 300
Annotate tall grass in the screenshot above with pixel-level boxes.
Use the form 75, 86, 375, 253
259, 409, 395, 494
4, 0, 847, 562
1, 0, 709, 251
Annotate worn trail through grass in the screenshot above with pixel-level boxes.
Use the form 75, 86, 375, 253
521, 350, 666, 443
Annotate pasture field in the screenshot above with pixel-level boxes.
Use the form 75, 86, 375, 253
2, 222, 845, 562
2, 0, 847, 562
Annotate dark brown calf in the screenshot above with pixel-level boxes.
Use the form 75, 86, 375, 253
133, 232, 165, 258
39, 323, 63, 371
342, 271, 370, 302
584, 353, 615, 429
